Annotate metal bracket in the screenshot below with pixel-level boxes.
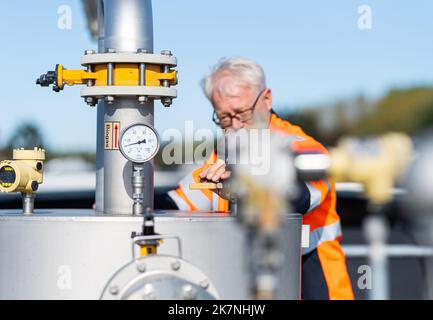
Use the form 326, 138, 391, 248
131, 234, 183, 261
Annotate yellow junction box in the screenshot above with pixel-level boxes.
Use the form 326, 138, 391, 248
0, 148, 45, 193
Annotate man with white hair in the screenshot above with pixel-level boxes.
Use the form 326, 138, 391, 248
167, 57, 354, 300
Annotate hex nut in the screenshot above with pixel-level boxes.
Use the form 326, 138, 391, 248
109, 285, 119, 295
136, 263, 146, 273
171, 260, 181, 271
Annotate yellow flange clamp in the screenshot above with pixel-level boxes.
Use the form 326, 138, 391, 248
54, 63, 177, 90
37, 51, 179, 107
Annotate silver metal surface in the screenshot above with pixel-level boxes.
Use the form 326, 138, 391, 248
103, 100, 154, 214
102, 0, 153, 53
0, 210, 302, 299
95, 1, 105, 212
95, 0, 155, 214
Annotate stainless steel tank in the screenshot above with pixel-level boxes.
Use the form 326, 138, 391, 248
0, 210, 302, 299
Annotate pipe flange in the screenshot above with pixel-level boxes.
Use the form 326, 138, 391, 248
80, 53, 177, 67
100, 255, 219, 300
80, 86, 177, 99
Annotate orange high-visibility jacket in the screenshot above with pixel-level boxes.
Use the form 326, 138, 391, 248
168, 113, 342, 255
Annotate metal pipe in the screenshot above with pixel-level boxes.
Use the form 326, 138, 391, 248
364, 214, 389, 300
95, 0, 105, 213
103, 0, 153, 52
132, 163, 145, 215
342, 245, 433, 258
22, 193, 35, 215
139, 63, 146, 86
96, 0, 154, 214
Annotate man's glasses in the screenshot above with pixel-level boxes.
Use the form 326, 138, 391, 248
212, 89, 266, 129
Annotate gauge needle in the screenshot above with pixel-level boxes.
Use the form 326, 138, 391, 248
125, 138, 147, 147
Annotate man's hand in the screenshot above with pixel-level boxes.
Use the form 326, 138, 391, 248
199, 159, 231, 199
199, 159, 231, 182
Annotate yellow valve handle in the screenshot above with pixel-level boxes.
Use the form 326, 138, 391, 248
189, 182, 224, 190
57, 65, 97, 89
156, 70, 177, 82
140, 245, 158, 256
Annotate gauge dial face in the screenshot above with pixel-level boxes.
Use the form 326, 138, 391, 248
119, 124, 159, 163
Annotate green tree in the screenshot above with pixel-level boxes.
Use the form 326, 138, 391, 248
7, 123, 45, 150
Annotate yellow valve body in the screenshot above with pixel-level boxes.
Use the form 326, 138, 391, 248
140, 245, 158, 257
57, 63, 177, 89
329, 133, 413, 205
0, 148, 45, 193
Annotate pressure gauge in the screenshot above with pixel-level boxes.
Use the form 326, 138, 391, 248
119, 123, 160, 163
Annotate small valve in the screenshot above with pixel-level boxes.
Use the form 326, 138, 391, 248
36, 51, 178, 107
131, 207, 160, 257
36, 65, 62, 92
35, 70, 56, 87
0, 148, 45, 214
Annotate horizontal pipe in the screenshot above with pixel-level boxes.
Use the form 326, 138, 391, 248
343, 244, 433, 258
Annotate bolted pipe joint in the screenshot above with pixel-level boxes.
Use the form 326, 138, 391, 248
132, 163, 146, 215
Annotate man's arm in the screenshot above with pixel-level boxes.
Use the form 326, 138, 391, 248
291, 136, 332, 215
293, 179, 332, 214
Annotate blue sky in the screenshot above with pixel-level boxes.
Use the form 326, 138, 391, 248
1, 0, 433, 151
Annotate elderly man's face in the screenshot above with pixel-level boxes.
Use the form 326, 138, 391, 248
211, 72, 272, 130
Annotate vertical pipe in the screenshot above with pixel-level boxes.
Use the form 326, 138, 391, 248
95, 0, 105, 213
22, 193, 35, 215
132, 163, 145, 215
97, 0, 154, 214
364, 214, 389, 300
